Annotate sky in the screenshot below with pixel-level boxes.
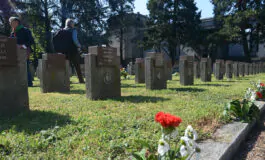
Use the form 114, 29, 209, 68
134, 0, 214, 19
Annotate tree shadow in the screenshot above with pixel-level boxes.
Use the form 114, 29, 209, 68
112, 95, 170, 103
194, 84, 231, 87
0, 110, 72, 135
69, 89, 86, 94
121, 84, 145, 88
168, 88, 206, 92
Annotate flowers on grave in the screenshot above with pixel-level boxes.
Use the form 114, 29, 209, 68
155, 112, 200, 159
120, 67, 129, 79
248, 80, 265, 100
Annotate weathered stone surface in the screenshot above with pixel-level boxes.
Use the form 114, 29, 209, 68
194, 61, 200, 79
249, 63, 253, 75
200, 58, 211, 82
166, 61, 172, 80
135, 58, 145, 83
225, 61, 233, 80
40, 54, 70, 93
0, 37, 29, 116
239, 62, 245, 77
245, 63, 249, 75
85, 46, 121, 99
216, 59, 225, 77
127, 62, 135, 75
179, 56, 194, 85
145, 53, 167, 90
233, 62, 239, 78
214, 62, 223, 80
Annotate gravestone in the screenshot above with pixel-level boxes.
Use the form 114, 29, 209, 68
239, 62, 245, 77
249, 63, 253, 75
127, 62, 135, 75
216, 59, 225, 77
253, 63, 257, 74
167, 61, 173, 80
0, 37, 29, 116
194, 61, 200, 79
39, 54, 70, 93
145, 52, 167, 90
179, 56, 194, 85
214, 62, 223, 80
85, 46, 121, 99
80, 64, 85, 77
200, 58, 211, 82
135, 58, 145, 83
225, 61, 233, 80
244, 63, 249, 75
233, 62, 239, 78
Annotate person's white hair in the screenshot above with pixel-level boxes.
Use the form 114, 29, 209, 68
65, 18, 74, 28
9, 17, 20, 23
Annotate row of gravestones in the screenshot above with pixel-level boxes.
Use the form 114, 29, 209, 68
1, 36, 264, 116
178, 56, 265, 86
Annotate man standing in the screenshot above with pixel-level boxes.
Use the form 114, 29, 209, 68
53, 18, 84, 83
9, 17, 35, 87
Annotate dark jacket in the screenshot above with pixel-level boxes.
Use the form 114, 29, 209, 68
10, 26, 35, 51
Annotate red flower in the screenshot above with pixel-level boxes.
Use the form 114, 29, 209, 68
260, 83, 265, 87
155, 112, 182, 128
256, 92, 263, 99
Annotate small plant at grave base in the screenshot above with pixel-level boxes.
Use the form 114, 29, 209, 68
132, 112, 200, 160
223, 99, 260, 123
120, 68, 129, 79
249, 80, 265, 100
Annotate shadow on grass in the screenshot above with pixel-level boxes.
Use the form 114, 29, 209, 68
121, 84, 145, 88
0, 110, 72, 135
69, 89, 86, 94
112, 95, 170, 103
195, 84, 231, 87
169, 88, 206, 92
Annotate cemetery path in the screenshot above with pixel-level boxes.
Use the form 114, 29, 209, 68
234, 115, 265, 160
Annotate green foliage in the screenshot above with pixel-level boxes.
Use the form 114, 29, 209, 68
211, 0, 265, 60
223, 99, 260, 123
145, 0, 201, 64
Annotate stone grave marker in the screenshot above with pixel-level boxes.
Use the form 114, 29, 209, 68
39, 53, 70, 93
253, 63, 257, 74
216, 59, 225, 77
194, 61, 200, 79
0, 37, 29, 116
249, 63, 253, 75
244, 63, 249, 75
200, 58, 211, 82
167, 60, 173, 80
214, 61, 223, 80
239, 62, 245, 77
135, 58, 145, 83
127, 62, 135, 75
145, 52, 167, 90
179, 56, 194, 85
233, 62, 239, 78
85, 46, 120, 99
225, 60, 233, 80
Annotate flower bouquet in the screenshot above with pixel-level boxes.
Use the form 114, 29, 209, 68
120, 68, 129, 79
132, 112, 200, 160
248, 80, 265, 100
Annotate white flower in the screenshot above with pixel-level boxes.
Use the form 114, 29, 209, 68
180, 145, 188, 157
158, 139, 170, 156
250, 91, 256, 101
185, 125, 198, 140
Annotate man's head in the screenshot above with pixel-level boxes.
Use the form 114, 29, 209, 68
65, 18, 75, 28
9, 17, 20, 29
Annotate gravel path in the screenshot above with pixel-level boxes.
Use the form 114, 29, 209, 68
234, 116, 265, 160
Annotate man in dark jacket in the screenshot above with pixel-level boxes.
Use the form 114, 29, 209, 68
54, 18, 84, 83
9, 17, 35, 87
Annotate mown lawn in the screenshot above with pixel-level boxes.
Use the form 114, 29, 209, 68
0, 74, 264, 159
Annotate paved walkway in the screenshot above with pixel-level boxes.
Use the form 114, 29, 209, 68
234, 115, 265, 160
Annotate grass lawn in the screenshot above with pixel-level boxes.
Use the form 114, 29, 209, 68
0, 74, 264, 159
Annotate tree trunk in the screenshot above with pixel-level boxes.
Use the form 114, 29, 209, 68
120, 27, 124, 66
44, 0, 52, 53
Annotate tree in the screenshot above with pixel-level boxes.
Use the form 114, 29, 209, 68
0, 0, 16, 36
145, 0, 201, 64
106, 0, 135, 66
211, 0, 265, 61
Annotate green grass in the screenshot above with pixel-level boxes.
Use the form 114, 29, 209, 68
0, 74, 264, 159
